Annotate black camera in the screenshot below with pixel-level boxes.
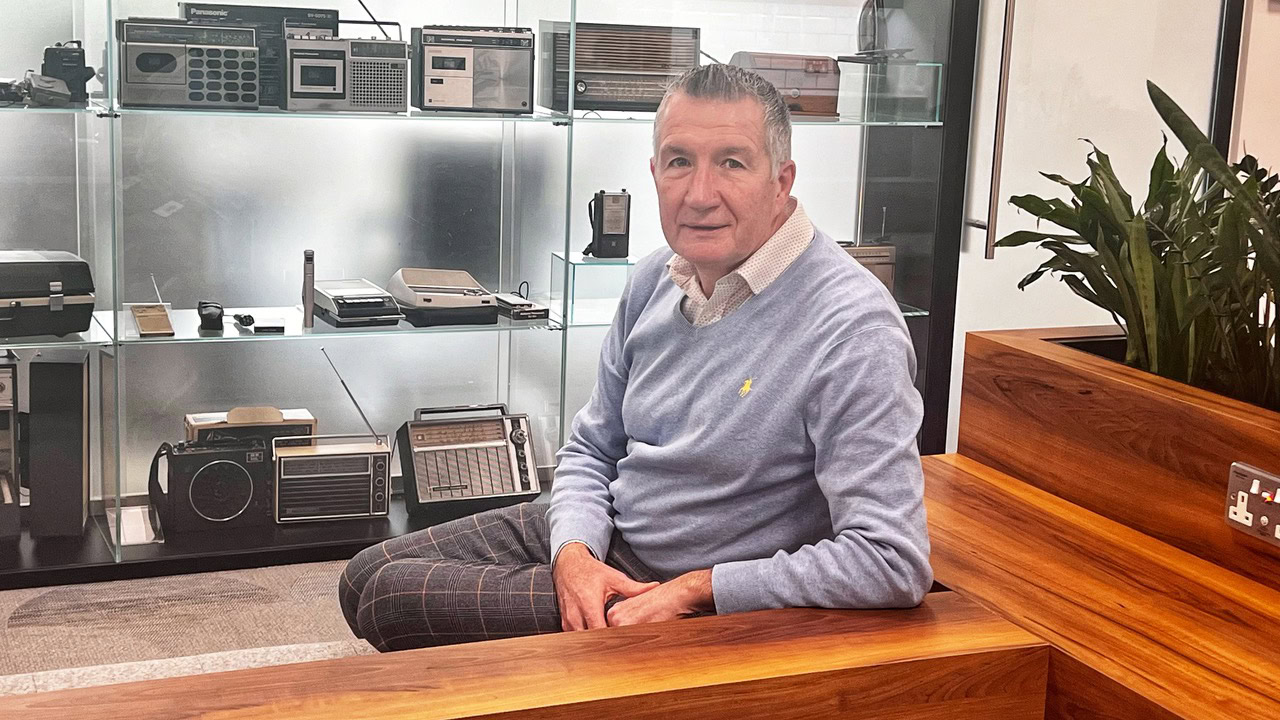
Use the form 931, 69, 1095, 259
148, 436, 274, 540
42, 41, 95, 104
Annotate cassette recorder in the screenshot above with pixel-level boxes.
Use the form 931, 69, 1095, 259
284, 35, 408, 113
396, 404, 540, 521
412, 26, 534, 113
116, 19, 259, 110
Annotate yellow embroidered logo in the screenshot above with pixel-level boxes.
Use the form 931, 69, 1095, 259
739, 378, 754, 398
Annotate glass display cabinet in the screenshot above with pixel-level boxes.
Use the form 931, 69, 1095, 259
0, 0, 978, 587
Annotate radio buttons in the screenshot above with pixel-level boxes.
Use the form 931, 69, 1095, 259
190, 70, 204, 79
225, 50, 239, 58
207, 70, 222, 80
207, 60, 223, 69
190, 59, 205, 69
188, 81, 204, 90
225, 60, 240, 70
225, 93, 240, 102
243, 51, 256, 59
189, 92, 205, 102
207, 49, 222, 58
243, 94, 257, 104
207, 81, 222, 91
242, 72, 257, 81
207, 92, 223, 102
225, 82, 240, 92
225, 71, 239, 81
242, 61, 257, 70
189, 48, 204, 57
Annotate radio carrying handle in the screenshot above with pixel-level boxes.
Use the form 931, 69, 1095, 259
414, 403, 510, 422
340, 18, 403, 41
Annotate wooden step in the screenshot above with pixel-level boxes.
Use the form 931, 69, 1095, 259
0, 591, 1046, 720
924, 453, 1280, 719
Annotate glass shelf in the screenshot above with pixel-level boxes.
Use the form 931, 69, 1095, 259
112, 105, 571, 124
0, 314, 115, 350
573, 112, 942, 128
551, 252, 639, 327
99, 306, 559, 346
898, 302, 929, 319
0, 102, 110, 115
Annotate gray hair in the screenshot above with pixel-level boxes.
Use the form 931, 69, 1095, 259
652, 64, 793, 176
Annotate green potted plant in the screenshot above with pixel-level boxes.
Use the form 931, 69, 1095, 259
953, 82, 1280, 594
995, 82, 1278, 411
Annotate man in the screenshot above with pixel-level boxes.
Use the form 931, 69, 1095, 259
339, 64, 931, 651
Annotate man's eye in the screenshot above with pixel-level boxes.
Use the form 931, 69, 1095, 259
724, 159, 745, 169
669, 157, 690, 168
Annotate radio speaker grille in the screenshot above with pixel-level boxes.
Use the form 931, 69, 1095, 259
414, 447, 518, 501
351, 60, 406, 107
278, 473, 371, 519
553, 26, 699, 73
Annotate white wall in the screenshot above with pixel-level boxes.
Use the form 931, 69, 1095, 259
946, 0, 1224, 450
1232, 0, 1280, 166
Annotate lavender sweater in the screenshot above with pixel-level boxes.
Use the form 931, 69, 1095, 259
549, 230, 931, 614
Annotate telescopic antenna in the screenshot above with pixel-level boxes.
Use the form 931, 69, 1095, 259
150, 273, 163, 304
319, 346, 383, 445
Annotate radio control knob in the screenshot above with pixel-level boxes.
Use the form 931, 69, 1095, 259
510, 428, 528, 446
575, 80, 587, 95
375, 492, 385, 502
375, 460, 386, 471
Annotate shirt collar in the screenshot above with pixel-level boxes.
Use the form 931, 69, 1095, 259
666, 200, 814, 296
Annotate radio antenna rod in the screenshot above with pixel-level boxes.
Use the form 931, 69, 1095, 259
356, 0, 393, 39
150, 273, 163, 304
319, 346, 383, 445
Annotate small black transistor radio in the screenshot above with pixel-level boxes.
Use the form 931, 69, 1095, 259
41, 41, 95, 104
584, 189, 631, 259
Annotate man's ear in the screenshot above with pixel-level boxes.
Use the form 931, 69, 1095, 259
650, 156, 657, 183
776, 159, 797, 201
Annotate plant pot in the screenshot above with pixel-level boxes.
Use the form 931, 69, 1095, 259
955, 327, 1280, 593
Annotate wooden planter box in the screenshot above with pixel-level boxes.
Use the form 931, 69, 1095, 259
956, 327, 1280, 593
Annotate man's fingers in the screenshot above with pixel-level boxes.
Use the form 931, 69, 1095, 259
614, 578, 660, 598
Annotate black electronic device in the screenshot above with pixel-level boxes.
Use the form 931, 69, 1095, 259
26, 349, 90, 538
25, 74, 72, 108
538, 21, 700, 112
584, 190, 631, 258
116, 18, 260, 110
181, 3, 339, 108
411, 26, 534, 114
0, 250, 96, 338
396, 404, 540, 522
494, 293, 549, 321
148, 436, 274, 540
0, 354, 18, 541
198, 300, 224, 332
185, 406, 316, 455
42, 41, 95, 104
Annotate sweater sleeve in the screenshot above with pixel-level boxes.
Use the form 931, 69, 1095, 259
710, 324, 933, 613
547, 281, 634, 567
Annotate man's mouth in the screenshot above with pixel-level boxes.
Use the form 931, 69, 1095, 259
683, 223, 729, 232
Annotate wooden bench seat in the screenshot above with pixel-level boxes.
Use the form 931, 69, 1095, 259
924, 453, 1280, 719
0, 591, 1046, 720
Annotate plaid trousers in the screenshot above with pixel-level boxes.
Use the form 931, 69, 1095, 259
338, 502, 661, 652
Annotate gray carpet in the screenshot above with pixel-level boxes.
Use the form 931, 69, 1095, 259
0, 560, 374, 695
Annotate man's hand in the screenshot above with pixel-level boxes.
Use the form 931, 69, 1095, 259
606, 569, 714, 627
553, 543, 659, 631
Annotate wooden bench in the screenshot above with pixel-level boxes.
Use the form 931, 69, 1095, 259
925, 453, 1280, 719
0, 591, 1046, 719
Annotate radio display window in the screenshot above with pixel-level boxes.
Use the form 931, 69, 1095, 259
432, 56, 466, 71
351, 41, 406, 59
415, 419, 505, 447
300, 65, 337, 86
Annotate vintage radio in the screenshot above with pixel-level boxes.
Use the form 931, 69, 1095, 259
585, 189, 631, 258
284, 35, 408, 113
396, 405, 540, 521
147, 437, 274, 540
26, 350, 90, 538
42, 41, 95, 104
411, 26, 534, 113
273, 434, 390, 522
387, 268, 498, 326
116, 19, 259, 110
539, 21, 700, 112
185, 406, 317, 453
0, 356, 17, 541
181, 3, 339, 109
840, 242, 897, 296
313, 279, 403, 327
730, 51, 840, 117
0, 250, 95, 339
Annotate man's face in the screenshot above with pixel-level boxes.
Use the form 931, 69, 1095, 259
650, 93, 797, 276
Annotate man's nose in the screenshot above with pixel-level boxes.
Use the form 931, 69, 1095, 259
685, 165, 719, 208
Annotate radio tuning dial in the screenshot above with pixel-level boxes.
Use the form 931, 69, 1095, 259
510, 428, 528, 446
575, 80, 587, 94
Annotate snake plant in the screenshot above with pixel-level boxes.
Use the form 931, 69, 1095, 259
998, 81, 1280, 412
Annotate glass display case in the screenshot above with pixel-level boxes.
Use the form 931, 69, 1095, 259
0, 0, 979, 587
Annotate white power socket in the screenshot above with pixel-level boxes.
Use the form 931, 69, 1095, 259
1225, 463, 1280, 548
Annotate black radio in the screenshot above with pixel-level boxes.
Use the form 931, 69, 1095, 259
148, 436, 274, 540
42, 41, 95, 104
